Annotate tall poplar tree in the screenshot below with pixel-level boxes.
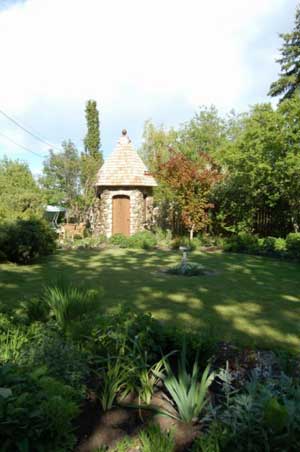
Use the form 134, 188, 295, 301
81, 100, 103, 205
83, 100, 101, 157
269, 5, 300, 102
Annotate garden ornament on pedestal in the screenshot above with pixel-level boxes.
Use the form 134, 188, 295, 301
179, 246, 190, 275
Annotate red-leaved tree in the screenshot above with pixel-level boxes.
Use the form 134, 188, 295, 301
156, 150, 222, 240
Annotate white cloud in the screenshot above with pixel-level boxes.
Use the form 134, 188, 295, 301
0, 0, 296, 165
0, 0, 289, 112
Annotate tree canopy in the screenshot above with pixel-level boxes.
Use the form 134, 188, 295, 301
83, 100, 102, 158
39, 140, 80, 210
269, 4, 300, 102
0, 158, 44, 222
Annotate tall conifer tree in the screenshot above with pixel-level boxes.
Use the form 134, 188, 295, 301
81, 100, 103, 206
83, 100, 102, 158
269, 5, 300, 101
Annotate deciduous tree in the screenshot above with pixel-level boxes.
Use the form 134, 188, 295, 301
40, 140, 80, 216
156, 150, 222, 240
0, 158, 44, 221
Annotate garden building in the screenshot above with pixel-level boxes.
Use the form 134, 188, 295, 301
94, 130, 157, 237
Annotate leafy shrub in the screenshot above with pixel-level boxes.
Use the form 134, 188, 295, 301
210, 373, 300, 452
60, 234, 107, 250
109, 231, 157, 249
90, 304, 160, 360
223, 232, 259, 254
0, 218, 56, 264
0, 321, 88, 391
21, 325, 88, 390
0, 364, 79, 451
224, 232, 300, 261
0, 250, 7, 262
260, 236, 277, 255
155, 227, 172, 248
0, 313, 14, 333
159, 346, 214, 422
13, 297, 50, 324
44, 281, 101, 338
139, 424, 175, 452
171, 236, 196, 250
129, 230, 157, 249
286, 232, 300, 259
192, 421, 225, 451
274, 237, 287, 254
109, 233, 130, 248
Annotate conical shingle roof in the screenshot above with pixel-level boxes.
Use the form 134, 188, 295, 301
95, 130, 157, 187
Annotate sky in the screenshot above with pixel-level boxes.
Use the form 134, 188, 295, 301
0, 0, 298, 175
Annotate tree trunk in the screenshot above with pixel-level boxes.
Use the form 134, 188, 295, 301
189, 226, 194, 241
291, 215, 299, 233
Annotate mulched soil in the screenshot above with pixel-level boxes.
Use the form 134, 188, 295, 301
74, 389, 200, 452
73, 342, 299, 451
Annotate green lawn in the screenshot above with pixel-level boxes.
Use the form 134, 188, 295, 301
1, 248, 300, 352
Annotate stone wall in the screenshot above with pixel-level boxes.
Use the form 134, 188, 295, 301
93, 186, 153, 237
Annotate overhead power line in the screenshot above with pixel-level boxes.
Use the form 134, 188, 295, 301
0, 108, 62, 152
0, 131, 46, 158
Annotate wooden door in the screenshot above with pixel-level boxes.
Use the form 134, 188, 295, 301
112, 195, 130, 236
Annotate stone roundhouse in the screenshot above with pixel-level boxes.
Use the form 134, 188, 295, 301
94, 130, 157, 237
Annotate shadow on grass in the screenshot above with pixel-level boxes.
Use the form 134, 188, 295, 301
0, 248, 300, 352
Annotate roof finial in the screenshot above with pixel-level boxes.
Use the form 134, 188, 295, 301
119, 128, 131, 144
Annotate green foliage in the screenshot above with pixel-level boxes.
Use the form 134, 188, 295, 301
139, 424, 175, 452
154, 227, 173, 248
109, 231, 157, 249
159, 346, 214, 423
224, 232, 300, 261
99, 356, 132, 411
13, 297, 49, 324
111, 437, 135, 452
81, 100, 103, 208
20, 325, 88, 390
59, 234, 107, 250
181, 105, 226, 158
216, 100, 300, 235
84, 99, 101, 158
128, 231, 157, 249
0, 363, 79, 451
0, 157, 44, 222
156, 150, 222, 238
109, 233, 130, 248
269, 5, 300, 101
165, 262, 209, 277
274, 237, 287, 253
0, 218, 56, 264
139, 119, 178, 173
137, 357, 165, 405
92, 306, 166, 409
223, 233, 259, 254
192, 422, 225, 452
0, 328, 29, 364
215, 374, 300, 451
39, 140, 81, 209
89, 304, 160, 360
171, 236, 196, 250
0, 318, 88, 391
44, 281, 101, 337
0, 250, 7, 262
286, 233, 300, 259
